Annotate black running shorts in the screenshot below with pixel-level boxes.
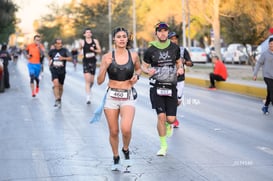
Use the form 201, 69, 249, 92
50, 67, 66, 85
149, 86, 177, 116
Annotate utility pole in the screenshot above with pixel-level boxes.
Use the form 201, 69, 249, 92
132, 0, 137, 50
182, 0, 186, 47
187, 0, 191, 48
108, 0, 112, 51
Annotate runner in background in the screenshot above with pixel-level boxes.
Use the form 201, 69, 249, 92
168, 31, 193, 128
71, 47, 79, 70
253, 37, 273, 114
25, 35, 45, 97
80, 28, 102, 104
48, 38, 72, 108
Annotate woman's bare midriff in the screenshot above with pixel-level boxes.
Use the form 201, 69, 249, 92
108, 79, 133, 90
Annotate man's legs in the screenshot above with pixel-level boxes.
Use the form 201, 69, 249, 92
209, 73, 225, 88
157, 113, 168, 156
30, 74, 36, 97
174, 81, 185, 128
84, 73, 94, 104
157, 113, 176, 156
262, 77, 273, 114
53, 79, 60, 100
52, 79, 62, 107
209, 73, 216, 88
28, 64, 38, 97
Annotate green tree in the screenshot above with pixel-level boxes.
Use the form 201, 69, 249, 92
37, 25, 62, 47
37, 3, 75, 47
68, 0, 132, 51
221, 14, 259, 45
33, 0, 273, 54
0, 0, 18, 43
220, 0, 273, 46
71, 1, 109, 50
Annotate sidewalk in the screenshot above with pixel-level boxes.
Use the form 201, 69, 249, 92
185, 64, 266, 99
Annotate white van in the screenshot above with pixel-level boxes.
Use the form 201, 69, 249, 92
223, 43, 251, 64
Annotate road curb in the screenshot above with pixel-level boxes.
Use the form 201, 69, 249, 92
185, 76, 266, 99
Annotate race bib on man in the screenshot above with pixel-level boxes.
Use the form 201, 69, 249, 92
53, 61, 63, 67
109, 89, 129, 99
86, 52, 95, 58
156, 87, 172, 96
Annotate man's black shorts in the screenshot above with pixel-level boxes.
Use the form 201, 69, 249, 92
83, 61, 96, 75
149, 86, 177, 116
50, 67, 66, 85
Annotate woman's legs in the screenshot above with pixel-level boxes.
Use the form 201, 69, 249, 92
105, 109, 120, 157
120, 105, 135, 151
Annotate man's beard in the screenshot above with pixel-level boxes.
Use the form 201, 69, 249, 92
158, 38, 167, 42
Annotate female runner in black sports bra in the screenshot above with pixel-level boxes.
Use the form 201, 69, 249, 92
97, 27, 141, 171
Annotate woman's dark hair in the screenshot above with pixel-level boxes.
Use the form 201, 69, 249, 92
112, 27, 132, 49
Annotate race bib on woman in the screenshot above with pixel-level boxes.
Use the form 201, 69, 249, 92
109, 89, 129, 99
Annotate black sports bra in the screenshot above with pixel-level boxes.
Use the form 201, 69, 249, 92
107, 50, 134, 81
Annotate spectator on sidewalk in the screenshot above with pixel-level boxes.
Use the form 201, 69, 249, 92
0, 44, 12, 88
253, 37, 273, 115
208, 55, 228, 90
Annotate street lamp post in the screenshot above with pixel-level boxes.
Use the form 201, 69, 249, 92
108, 0, 112, 51
182, 0, 186, 47
187, 0, 191, 48
132, 0, 137, 50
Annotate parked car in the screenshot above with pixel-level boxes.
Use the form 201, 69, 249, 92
205, 46, 227, 62
220, 47, 227, 60
188, 47, 207, 63
0, 58, 5, 92
223, 43, 251, 64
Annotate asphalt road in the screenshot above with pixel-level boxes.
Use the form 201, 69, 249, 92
0, 56, 273, 181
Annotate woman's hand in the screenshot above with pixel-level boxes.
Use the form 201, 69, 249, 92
177, 67, 184, 75
129, 74, 139, 84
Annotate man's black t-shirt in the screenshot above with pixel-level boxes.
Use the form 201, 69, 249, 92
144, 42, 180, 84
48, 48, 71, 68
